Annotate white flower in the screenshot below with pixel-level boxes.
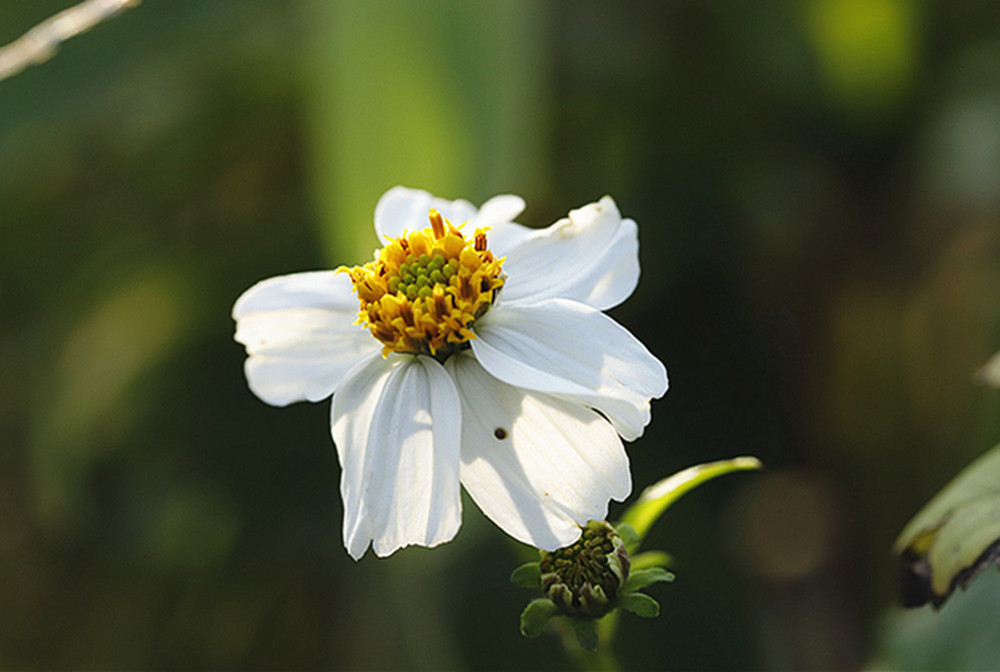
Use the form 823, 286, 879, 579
232, 186, 668, 560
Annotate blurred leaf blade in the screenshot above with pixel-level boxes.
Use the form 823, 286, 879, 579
302, 0, 549, 266
895, 442, 1000, 607
974, 350, 1000, 388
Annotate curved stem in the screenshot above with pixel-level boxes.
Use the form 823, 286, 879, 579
552, 617, 623, 672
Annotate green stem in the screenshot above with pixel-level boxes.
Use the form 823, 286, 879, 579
552, 618, 622, 672
597, 611, 620, 648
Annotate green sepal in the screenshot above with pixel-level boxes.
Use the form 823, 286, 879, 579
630, 550, 673, 571
614, 522, 640, 554
510, 561, 542, 589
617, 592, 660, 618
572, 618, 599, 651
622, 567, 674, 593
619, 457, 763, 543
520, 598, 561, 638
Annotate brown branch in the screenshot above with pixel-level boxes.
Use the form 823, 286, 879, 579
0, 0, 140, 82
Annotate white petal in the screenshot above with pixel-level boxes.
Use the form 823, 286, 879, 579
471, 299, 668, 441
233, 271, 379, 406
232, 270, 358, 317
374, 186, 478, 243
484, 220, 534, 258
333, 354, 463, 560
445, 353, 631, 551
470, 194, 526, 229
499, 196, 640, 310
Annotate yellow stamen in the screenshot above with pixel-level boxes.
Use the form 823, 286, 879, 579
339, 210, 506, 358
429, 208, 446, 239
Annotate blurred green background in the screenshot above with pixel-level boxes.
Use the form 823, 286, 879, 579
3, 0, 1000, 669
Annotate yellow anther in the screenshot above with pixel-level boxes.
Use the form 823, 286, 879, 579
429, 209, 446, 239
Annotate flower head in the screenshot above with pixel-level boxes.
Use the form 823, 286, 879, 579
341, 209, 504, 357
232, 187, 668, 559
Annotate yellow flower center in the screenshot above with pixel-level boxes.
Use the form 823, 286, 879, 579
341, 209, 505, 358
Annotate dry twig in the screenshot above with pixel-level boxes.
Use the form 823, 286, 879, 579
0, 0, 139, 82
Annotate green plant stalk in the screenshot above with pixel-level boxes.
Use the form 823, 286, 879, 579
553, 617, 622, 672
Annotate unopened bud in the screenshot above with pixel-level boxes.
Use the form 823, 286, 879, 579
539, 520, 631, 617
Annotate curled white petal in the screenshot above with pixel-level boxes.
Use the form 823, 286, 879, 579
333, 354, 463, 560
445, 353, 631, 551
471, 193, 526, 228
499, 196, 640, 310
471, 299, 668, 441
374, 186, 478, 243
233, 271, 378, 406
471, 194, 533, 257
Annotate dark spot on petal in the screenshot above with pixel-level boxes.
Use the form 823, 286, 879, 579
494, 427, 507, 440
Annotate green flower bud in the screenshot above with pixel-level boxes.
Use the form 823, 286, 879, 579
539, 520, 631, 618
